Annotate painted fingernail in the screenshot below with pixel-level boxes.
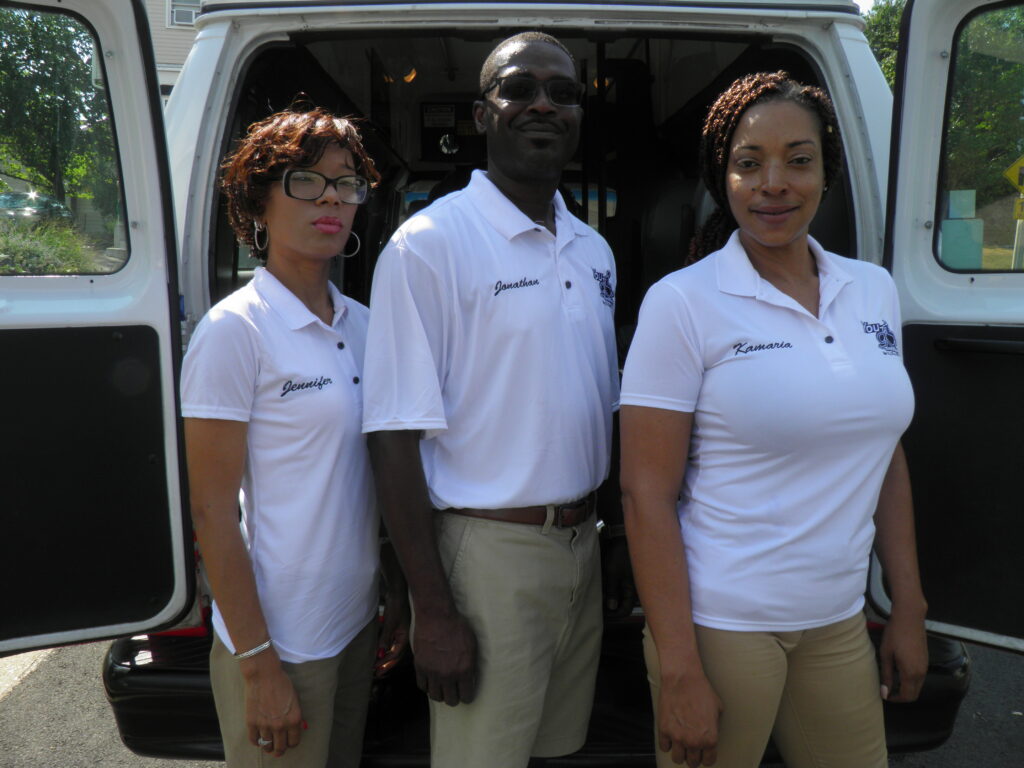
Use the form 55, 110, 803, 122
377, 647, 386, 659
301, 720, 309, 730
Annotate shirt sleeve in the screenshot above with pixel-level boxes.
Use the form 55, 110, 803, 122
180, 308, 259, 422
620, 279, 703, 413
361, 230, 450, 437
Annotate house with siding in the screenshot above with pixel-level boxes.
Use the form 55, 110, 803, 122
145, 0, 200, 102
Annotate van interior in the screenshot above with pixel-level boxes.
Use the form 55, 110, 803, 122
211, 31, 854, 327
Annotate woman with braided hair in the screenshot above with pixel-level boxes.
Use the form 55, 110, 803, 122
619, 71, 928, 767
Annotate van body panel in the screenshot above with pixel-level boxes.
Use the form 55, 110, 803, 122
167, 19, 268, 330
197, 0, 862, 14
0, 0, 191, 654
173, 1, 883, 324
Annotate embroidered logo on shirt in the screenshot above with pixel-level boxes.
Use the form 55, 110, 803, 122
494, 277, 541, 296
281, 376, 333, 397
592, 268, 615, 307
862, 321, 899, 356
733, 341, 794, 356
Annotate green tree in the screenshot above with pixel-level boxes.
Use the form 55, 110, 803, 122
863, 0, 905, 88
0, 7, 116, 212
944, 5, 1024, 225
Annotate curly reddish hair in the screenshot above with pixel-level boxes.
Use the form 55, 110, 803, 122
221, 107, 380, 257
688, 71, 844, 264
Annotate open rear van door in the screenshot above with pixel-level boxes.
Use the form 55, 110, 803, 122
0, 0, 190, 653
875, 0, 1024, 651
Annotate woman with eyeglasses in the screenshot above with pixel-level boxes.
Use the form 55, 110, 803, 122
180, 107, 408, 767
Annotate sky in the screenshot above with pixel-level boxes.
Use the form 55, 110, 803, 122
854, 0, 876, 12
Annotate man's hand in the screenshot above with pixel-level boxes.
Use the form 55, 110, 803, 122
413, 611, 478, 706
375, 586, 410, 677
657, 672, 723, 767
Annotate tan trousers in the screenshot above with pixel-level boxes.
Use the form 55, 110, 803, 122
209, 619, 377, 768
425, 512, 603, 768
643, 614, 887, 768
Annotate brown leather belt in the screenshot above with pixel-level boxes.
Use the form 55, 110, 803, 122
445, 492, 596, 529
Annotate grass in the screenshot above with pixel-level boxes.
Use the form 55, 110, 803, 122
982, 246, 1015, 270
0, 217, 96, 275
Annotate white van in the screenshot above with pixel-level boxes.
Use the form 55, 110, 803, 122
2, 0, 1020, 761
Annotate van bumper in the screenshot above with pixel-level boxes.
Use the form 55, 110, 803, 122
103, 621, 970, 763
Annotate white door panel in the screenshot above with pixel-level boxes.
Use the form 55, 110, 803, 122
0, 0, 189, 653
880, 0, 1024, 652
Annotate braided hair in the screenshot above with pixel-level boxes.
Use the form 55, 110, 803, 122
687, 71, 843, 264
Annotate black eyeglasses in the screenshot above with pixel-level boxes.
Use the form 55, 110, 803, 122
282, 169, 369, 204
482, 75, 584, 107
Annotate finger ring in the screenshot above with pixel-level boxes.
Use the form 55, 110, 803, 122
257, 737, 272, 747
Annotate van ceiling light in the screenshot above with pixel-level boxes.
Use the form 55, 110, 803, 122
403, 68, 417, 84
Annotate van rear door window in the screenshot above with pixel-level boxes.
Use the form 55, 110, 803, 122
0, 7, 127, 275
937, 3, 1024, 272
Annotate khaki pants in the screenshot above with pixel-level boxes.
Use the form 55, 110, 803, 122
210, 619, 377, 768
643, 614, 887, 768
425, 512, 603, 768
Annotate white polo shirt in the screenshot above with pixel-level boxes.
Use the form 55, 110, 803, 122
362, 170, 619, 509
621, 232, 914, 631
181, 268, 379, 663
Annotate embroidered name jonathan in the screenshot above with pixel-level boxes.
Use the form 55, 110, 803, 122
281, 376, 333, 397
494, 277, 540, 296
862, 321, 899, 356
733, 340, 794, 356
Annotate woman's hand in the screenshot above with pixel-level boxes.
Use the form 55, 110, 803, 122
375, 587, 410, 677
879, 605, 928, 702
658, 672, 723, 767
243, 653, 305, 757
873, 443, 928, 703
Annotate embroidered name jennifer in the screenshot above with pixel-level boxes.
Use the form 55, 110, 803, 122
494, 277, 540, 296
281, 376, 333, 397
733, 341, 793, 356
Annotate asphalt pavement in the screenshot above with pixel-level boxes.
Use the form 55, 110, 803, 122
0, 643, 219, 767
1, 640, 1021, 766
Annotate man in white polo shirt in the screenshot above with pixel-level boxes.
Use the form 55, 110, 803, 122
362, 31, 619, 768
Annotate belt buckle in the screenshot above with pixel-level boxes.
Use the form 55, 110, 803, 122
554, 497, 586, 528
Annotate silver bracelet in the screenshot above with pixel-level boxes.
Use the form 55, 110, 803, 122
233, 639, 272, 661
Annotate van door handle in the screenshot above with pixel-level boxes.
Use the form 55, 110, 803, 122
934, 338, 1024, 355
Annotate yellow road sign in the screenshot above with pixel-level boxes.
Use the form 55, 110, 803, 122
1015, 197, 1024, 221
1005, 155, 1024, 193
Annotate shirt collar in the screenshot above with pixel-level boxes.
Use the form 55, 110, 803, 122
715, 231, 854, 299
253, 266, 349, 331
465, 169, 590, 244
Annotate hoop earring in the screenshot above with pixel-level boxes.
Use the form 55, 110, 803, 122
253, 221, 268, 253
341, 231, 361, 258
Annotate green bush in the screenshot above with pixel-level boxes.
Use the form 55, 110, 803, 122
0, 218, 94, 274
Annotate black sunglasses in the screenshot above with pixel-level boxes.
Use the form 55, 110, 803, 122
482, 75, 584, 107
